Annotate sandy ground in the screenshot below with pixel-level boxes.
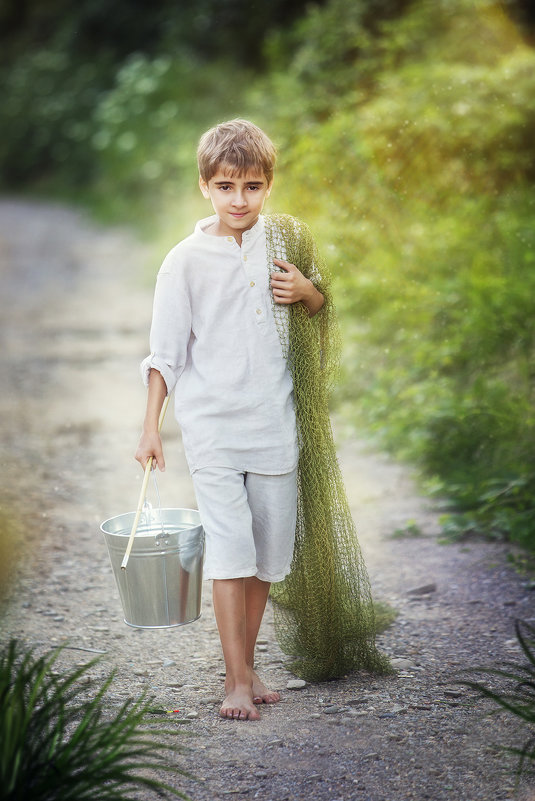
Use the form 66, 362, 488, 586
1, 198, 534, 801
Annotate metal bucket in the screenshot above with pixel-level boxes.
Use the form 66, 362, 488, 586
101, 508, 204, 629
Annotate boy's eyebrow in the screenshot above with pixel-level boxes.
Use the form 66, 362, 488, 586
213, 179, 265, 186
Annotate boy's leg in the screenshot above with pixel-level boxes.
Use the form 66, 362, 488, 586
212, 578, 260, 720
244, 577, 280, 704
192, 467, 294, 717
241, 469, 297, 704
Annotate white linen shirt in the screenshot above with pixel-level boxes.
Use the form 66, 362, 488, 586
141, 214, 298, 475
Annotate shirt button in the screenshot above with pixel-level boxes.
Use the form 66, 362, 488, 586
256, 308, 262, 315
243, 255, 248, 262
250, 281, 255, 287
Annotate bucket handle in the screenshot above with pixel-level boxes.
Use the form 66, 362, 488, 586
121, 395, 170, 571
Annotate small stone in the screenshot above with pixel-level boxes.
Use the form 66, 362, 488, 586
186, 711, 198, 719
391, 657, 415, 670
407, 583, 437, 595
389, 704, 408, 714
200, 697, 219, 704
286, 679, 307, 690
443, 689, 463, 698
323, 705, 341, 714
256, 644, 268, 652
162, 659, 177, 668
310, 712, 321, 719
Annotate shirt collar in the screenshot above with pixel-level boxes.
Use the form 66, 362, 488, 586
194, 214, 265, 248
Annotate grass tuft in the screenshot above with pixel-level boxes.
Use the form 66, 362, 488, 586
0, 639, 191, 800
461, 619, 535, 780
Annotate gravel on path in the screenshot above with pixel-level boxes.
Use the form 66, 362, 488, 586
0, 199, 533, 801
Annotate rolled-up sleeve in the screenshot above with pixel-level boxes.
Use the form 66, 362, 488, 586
140, 258, 191, 395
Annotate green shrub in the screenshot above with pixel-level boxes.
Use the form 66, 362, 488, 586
0, 49, 108, 187
249, 0, 535, 548
0, 640, 189, 800
462, 619, 535, 779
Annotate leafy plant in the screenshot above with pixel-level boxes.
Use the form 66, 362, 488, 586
437, 474, 535, 548
462, 620, 535, 779
0, 639, 190, 801
390, 521, 426, 539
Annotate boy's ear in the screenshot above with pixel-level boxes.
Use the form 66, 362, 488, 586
199, 176, 210, 198
266, 179, 273, 198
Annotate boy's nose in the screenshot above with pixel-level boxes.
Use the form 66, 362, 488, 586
232, 193, 247, 208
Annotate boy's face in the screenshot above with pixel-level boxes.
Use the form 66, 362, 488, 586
199, 168, 272, 241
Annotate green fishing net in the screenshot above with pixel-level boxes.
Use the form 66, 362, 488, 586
265, 214, 391, 681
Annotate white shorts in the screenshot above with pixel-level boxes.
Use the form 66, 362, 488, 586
191, 466, 297, 582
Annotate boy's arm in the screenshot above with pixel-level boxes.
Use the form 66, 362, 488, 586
135, 368, 167, 471
271, 258, 325, 317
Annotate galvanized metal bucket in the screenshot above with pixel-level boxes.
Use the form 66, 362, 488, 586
101, 507, 204, 629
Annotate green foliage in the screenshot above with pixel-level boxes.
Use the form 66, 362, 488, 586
462, 619, 535, 779
0, 0, 323, 193
249, 0, 535, 549
390, 521, 426, 539
0, 640, 189, 800
436, 474, 535, 548
89, 52, 249, 221
0, 50, 108, 187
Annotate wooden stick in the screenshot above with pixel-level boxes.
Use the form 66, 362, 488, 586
121, 395, 170, 570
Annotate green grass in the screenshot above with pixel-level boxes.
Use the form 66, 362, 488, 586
462, 620, 535, 780
0, 640, 191, 801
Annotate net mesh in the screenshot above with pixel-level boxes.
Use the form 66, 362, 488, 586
265, 214, 391, 681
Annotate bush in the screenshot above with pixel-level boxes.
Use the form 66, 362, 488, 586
0, 640, 189, 800
462, 620, 535, 780
0, 49, 108, 187
249, 0, 535, 548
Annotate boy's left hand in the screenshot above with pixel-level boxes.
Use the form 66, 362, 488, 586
271, 258, 324, 316
271, 258, 312, 304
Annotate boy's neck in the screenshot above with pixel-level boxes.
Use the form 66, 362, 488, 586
204, 214, 261, 246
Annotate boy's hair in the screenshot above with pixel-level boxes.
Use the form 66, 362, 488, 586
197, 119, 276, 184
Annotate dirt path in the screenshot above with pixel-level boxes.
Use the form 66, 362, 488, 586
1, 198, 533, 801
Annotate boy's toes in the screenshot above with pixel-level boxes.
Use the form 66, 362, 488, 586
250, 668, 280, 705
253, 690, 280, 704
219, 705, 259, 720
219, 689, 260, 720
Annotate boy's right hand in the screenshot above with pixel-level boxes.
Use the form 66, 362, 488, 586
135, 431, 166, 472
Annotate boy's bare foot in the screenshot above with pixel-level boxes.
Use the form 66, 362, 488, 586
220, 682, 260, 720
249, 667, 281, 704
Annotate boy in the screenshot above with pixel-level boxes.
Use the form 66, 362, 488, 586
135, 119, 324, 721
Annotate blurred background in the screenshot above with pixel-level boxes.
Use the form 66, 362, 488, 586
1, 0, 534, 553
